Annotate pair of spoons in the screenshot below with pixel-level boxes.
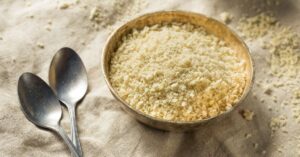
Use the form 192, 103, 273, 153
18, 48, 87, 157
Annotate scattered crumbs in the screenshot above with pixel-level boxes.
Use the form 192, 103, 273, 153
236, 10, 299, 155
81, 41, 86, 45
45, 26, 51, 31
106, 25, 114, 33
36, 42, 45, 49
268, 105, 272, 111
262, 150, 267, 155
252, 93, 257, 99
242, 109, 255, 121
59, 2, 71, 9
88, 0, 148, 30
277, 147, 283, 153
282, 128, 288, 134
270, 115, 287, 134
28, 15, 34, 19
264, 87, 273, 95
291, 89, 300, 123
253, 143, 259, 149
89, 7, 102, 23
238, 12, 300, 139
293, 107, 300, 123
89, 6, 104, 30
295, 90, 300, 99
245, 133, 252, 139
219, 12, 233, 24
272, 82, 284, 88
45, 20, 52, 31
260, 98, 265, 103
237, 13, 277, 40
262, 26, 300, 77
282, 101, 289, 106
256, 82, 261, 87
273, 97, 278, 103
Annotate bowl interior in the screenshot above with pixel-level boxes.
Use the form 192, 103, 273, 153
102, 11, 254, 130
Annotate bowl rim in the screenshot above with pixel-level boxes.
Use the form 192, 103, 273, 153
101, 10, 255, 126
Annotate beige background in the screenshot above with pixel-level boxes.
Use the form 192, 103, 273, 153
0, 0, 299, 157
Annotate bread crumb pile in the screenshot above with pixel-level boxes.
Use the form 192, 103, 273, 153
109, 23, 248, 122
262, 27, 300, 77
238, 13, 300, 109
237, 13, 277, 40
88, 0, 148, 30
55, 0, 148, 31
238, 13, 299, 78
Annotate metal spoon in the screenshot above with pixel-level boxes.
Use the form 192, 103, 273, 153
18, 73, 81, 157
49, 47, 88, 156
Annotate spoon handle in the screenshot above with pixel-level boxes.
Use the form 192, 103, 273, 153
54, 125, 81, 157
68, 105, 83, 156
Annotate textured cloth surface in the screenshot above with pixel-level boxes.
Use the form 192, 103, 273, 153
0, 0, 299, 157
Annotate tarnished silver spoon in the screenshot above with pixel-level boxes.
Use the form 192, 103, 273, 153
49, 47, 88, 156
18, 73, 81, 157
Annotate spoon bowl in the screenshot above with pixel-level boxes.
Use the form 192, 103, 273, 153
18, 73, 62, 127
18, 72, 81, 157
49, 47, 88, 105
